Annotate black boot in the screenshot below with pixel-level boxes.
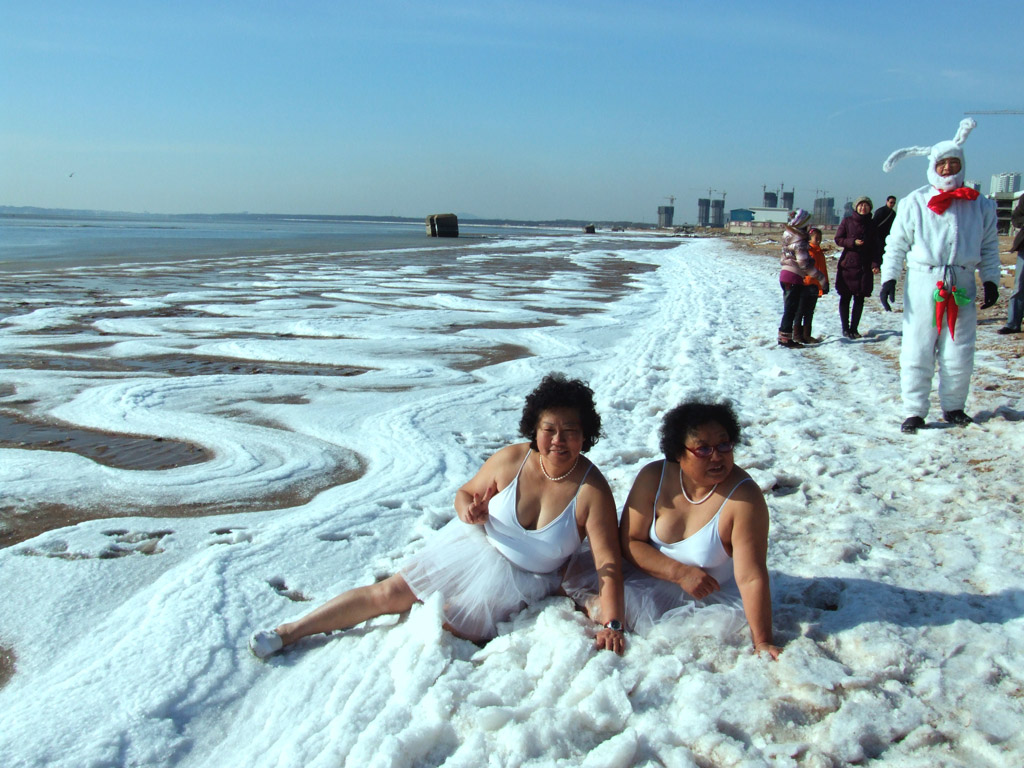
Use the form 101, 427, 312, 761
942, 410, 973, 426
778, 331, 803, 348
850, 298, 864, 339
901, 416, 926, 433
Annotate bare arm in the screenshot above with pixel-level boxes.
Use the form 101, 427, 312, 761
620, 462, 720, 599
453, 445, 523, 525
579, 471, 625, 654
729, 484, 780, 658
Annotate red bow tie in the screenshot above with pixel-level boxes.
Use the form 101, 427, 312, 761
928, 186, 980, 215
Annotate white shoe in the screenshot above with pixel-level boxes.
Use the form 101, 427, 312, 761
249, 629, 284, 659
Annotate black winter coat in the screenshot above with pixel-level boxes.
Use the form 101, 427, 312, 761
835, 212, 882, 297
1011, 195, 1024, 254
872, 205, 897, 245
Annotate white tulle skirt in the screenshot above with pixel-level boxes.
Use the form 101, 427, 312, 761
400, 518, 562, 642
562, 545, 746, 636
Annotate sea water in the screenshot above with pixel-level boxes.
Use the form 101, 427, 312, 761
0, 211, 572, 271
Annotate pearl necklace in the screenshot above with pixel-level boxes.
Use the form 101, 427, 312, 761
680, 466, 718, 504
539, 453, 579, 481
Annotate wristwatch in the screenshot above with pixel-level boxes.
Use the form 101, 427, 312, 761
604, 619, 623, 632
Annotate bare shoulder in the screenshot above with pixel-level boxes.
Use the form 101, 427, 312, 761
487, 443, 532, 482
578, 459, 614, 502
489, 442, 531, 467
630, 460, 665, 492
463, 442, 530, 493
726, 469, 768, 512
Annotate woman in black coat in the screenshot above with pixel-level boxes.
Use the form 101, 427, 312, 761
835, 196, 882, 338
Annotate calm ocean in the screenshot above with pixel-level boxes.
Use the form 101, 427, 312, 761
0, 212, 569, 271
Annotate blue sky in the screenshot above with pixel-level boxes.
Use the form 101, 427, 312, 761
2, 1, 1021, 222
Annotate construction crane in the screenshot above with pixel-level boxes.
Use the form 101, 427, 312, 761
665, 195, 676, 206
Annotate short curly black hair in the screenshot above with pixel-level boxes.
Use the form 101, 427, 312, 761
518, 373, 602, 452
659, 399, 741, 462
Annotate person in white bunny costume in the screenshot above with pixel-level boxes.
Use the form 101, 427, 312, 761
878, 118, 999, 434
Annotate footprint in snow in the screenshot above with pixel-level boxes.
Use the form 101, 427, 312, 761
267, 576, 310, 602
207, 528, 253, 545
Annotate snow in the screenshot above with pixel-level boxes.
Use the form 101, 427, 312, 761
1, 234, 1022, 767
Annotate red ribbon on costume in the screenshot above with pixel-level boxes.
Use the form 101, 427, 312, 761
928, 187, 980, 215
933, 281, 971, 340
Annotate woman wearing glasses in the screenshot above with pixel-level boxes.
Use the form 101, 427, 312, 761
600, 399, 778, 657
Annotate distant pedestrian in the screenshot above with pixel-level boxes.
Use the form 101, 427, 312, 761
996, 193, 1024, 335
793, 227, 829, 343
878, 118, 999, 433
778, 209, 828, 348
835, 197, 882, 339
873, 195, 898, 250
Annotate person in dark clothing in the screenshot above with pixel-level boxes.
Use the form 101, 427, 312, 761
872, 195, 897, 249
835, 196, 882, 339
997, 194, 1024, 334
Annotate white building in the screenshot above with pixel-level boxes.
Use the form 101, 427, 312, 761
745, 207, 791, 224
990, 172, 1021, 195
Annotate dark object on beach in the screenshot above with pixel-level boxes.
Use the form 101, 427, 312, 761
426, 213, 459, 237
583, 224, 596, 234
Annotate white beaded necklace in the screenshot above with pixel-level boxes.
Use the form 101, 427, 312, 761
539, 453, 579, 481
680, 466, 718, 504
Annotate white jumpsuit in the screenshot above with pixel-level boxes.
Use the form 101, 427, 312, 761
881, 185, 999, 418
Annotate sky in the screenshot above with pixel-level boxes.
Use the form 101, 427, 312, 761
2, 0, 1022, 222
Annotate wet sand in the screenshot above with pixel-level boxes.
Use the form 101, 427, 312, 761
0, 237, 668, 547
0, 460, 361, 549
0, 644, 13, 689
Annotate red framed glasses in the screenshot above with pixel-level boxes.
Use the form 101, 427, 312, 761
683, 442, 734, 459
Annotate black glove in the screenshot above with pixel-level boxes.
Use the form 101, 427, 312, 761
981, 281, 998, 309
880, 280, 896, 312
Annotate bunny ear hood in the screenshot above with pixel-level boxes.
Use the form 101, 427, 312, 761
882, 117, 975, 192
951, 117, 976, 147
882, 145, 932, 173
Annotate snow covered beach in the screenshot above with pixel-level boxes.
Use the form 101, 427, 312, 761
1, 229, 1022, 767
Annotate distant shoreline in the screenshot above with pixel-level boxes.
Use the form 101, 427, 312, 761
0, 205, 655, 232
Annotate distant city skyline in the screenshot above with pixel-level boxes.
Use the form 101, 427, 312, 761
2, 1, 1022, 223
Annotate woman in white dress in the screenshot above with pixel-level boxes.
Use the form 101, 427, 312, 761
250, 374, 626, 658
565, 399, 779, 657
